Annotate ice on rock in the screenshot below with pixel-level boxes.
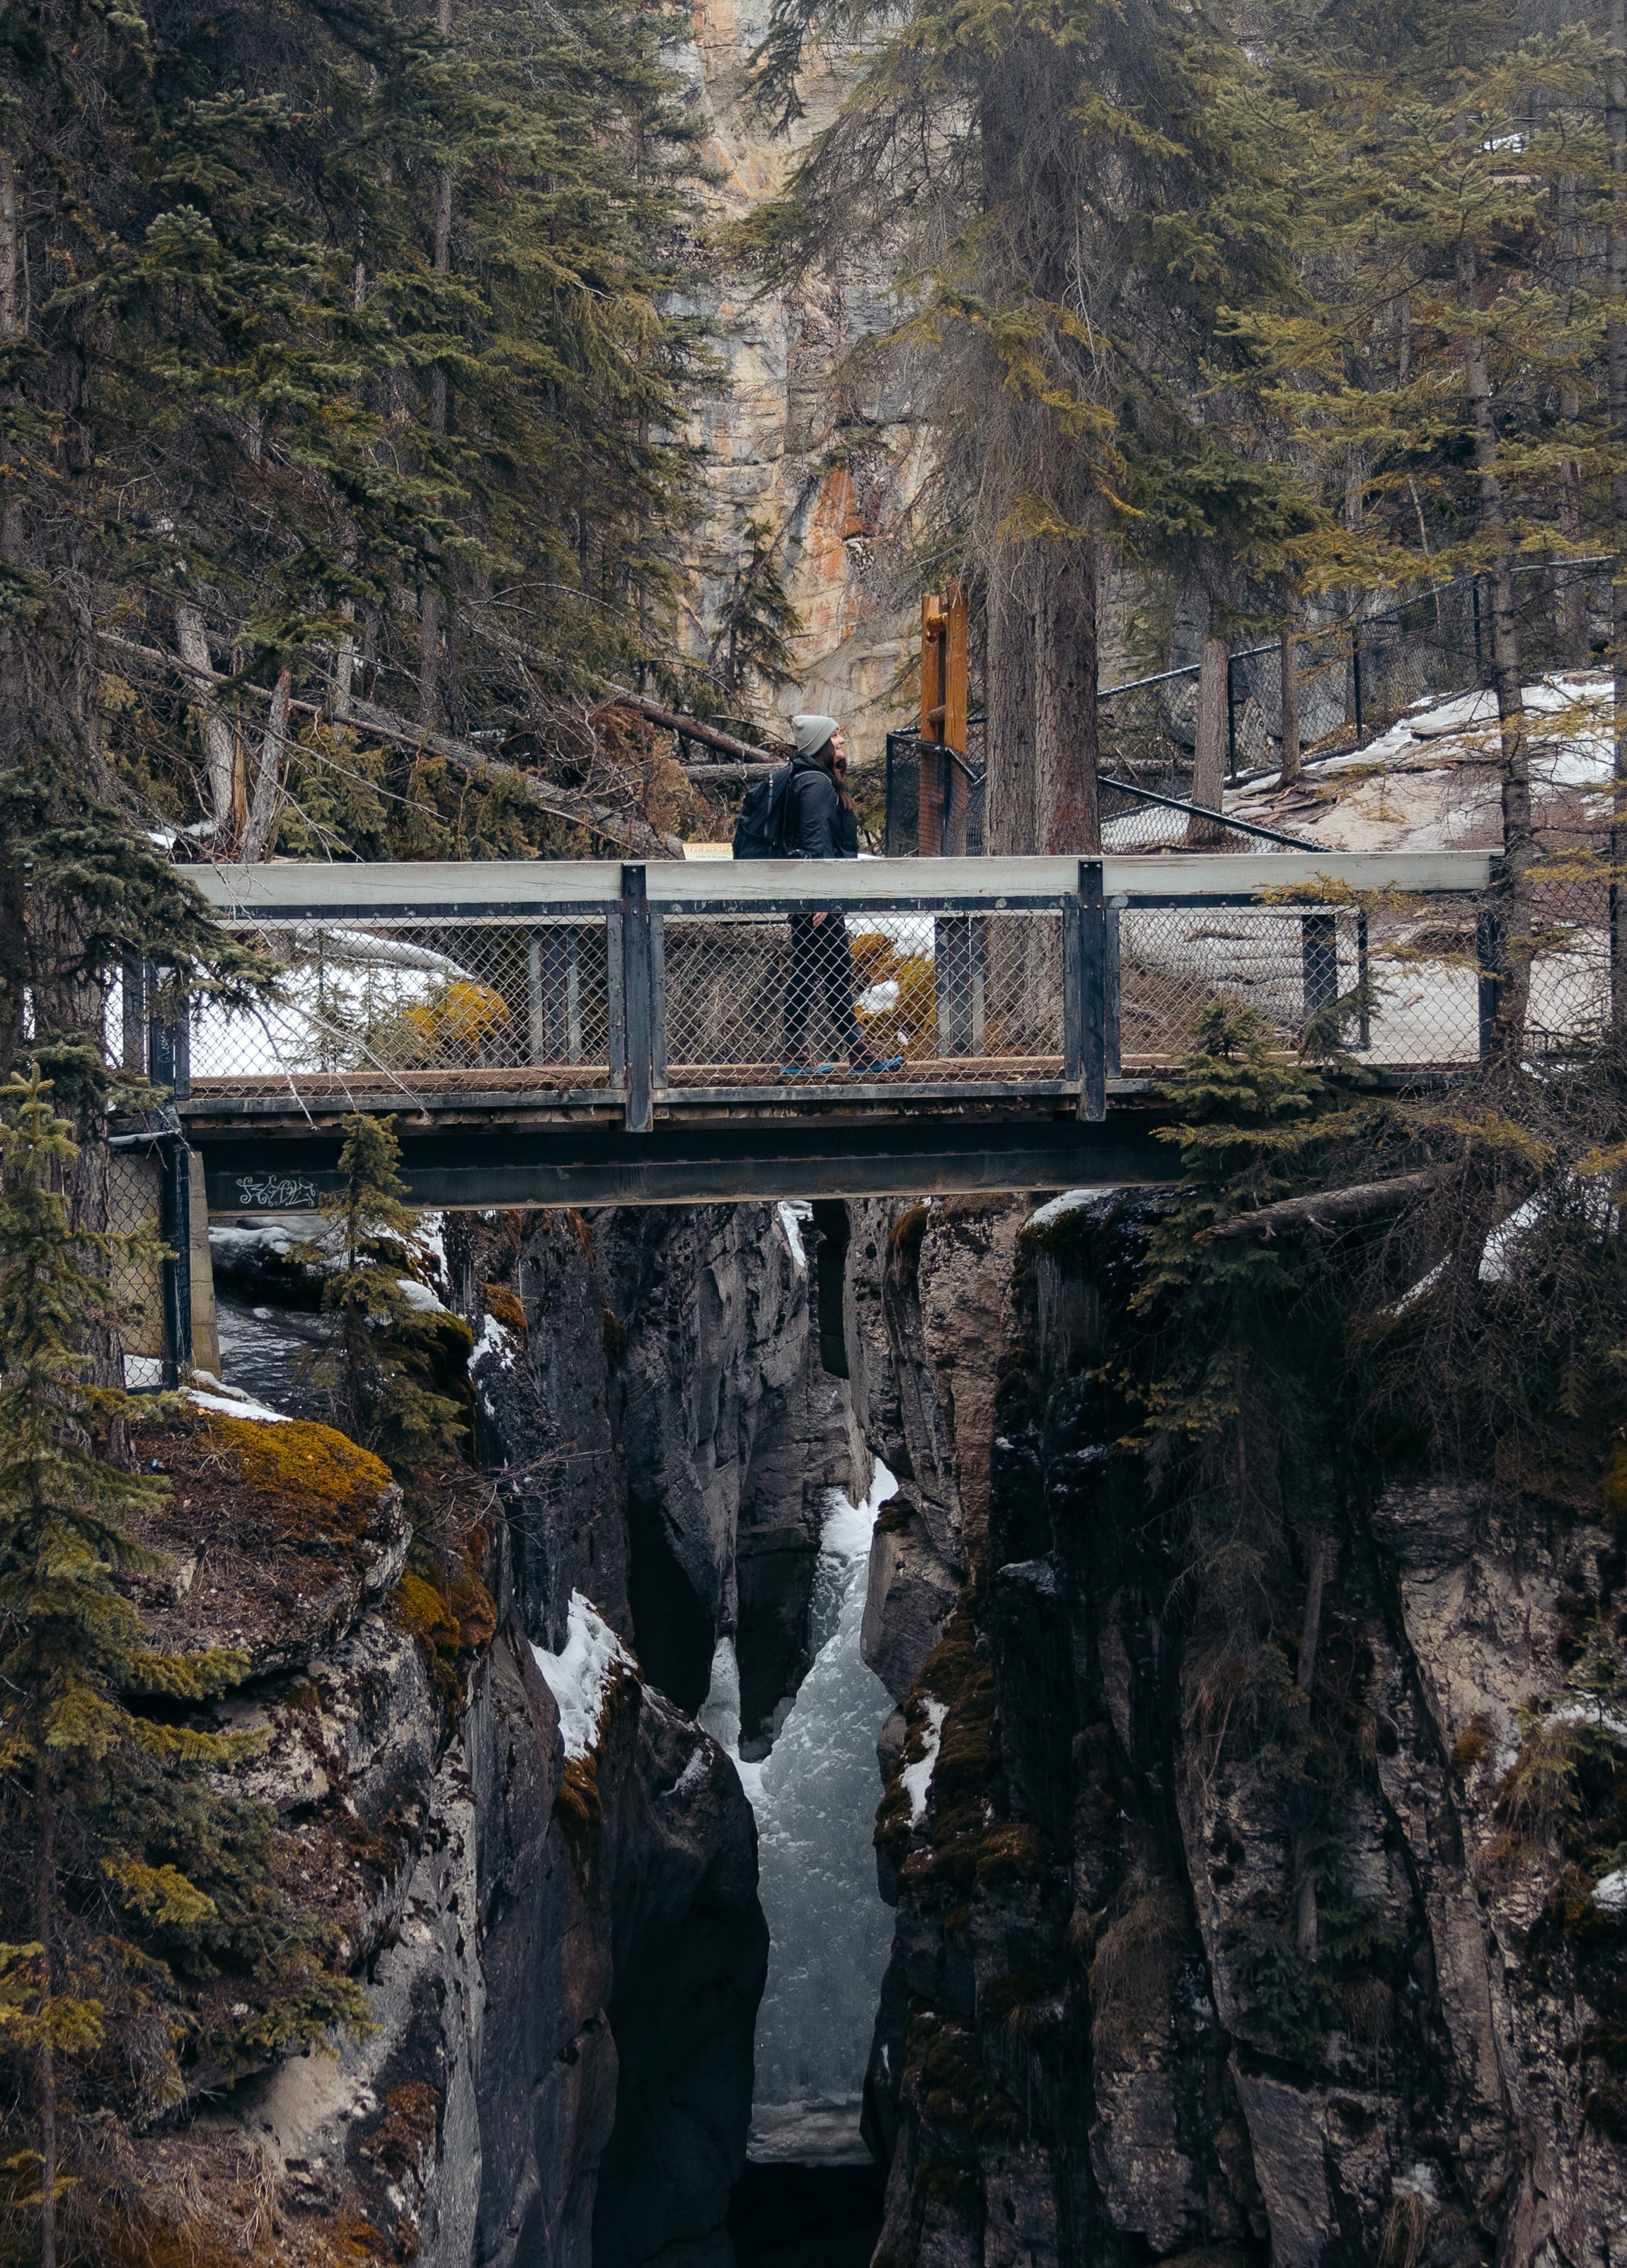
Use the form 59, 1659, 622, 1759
776, 1201, 811, 1270
902, 1698, 948, 1826
531, 1592, 633, 1761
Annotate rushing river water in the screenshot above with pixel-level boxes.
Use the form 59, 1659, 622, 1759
702, 1467, 896, 2161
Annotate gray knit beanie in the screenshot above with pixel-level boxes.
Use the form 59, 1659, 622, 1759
790, 713, 839, 760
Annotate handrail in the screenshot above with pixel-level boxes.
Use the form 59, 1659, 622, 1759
1099, 774, 1319, 851
188, 848, 1497, 917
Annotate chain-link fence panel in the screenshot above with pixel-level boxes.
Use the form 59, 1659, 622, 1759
657, 907, 1066, 1087
885, 725, 987, 856
106, 1146, 171, 1388
188, 916, 619, 1100
1116, 897, 1488, 1070
1518, 868, 1612, 1059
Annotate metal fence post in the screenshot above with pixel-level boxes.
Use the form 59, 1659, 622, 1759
1226, 652, 1238, 783
620, 865, 653, 1133
1062, 894, 1083, 1087
147, 980, 190, 1099
158, 1134, 192, 1386
650, 902, 668, 1090
1352, 623, 1364, 744
1105, 899, 1122, 1077
1077, 860, 1107, 1122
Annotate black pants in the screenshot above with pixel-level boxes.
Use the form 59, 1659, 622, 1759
785, 913, 860, 1059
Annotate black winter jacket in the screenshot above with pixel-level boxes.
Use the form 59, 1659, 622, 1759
785, 747, 854, 858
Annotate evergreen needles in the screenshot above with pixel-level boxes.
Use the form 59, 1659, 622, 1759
0, 1069, 367, 2268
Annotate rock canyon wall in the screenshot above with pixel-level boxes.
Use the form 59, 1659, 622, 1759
844, 1192, 1627, 2268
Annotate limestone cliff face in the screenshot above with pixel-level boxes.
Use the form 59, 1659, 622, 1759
847, 1192, 1627, 2268
666, 1, 923, 764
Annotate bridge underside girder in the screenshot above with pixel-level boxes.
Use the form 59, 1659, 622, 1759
193, 1107, 1175, 1212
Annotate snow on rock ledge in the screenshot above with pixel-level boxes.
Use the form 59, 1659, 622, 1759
187, 1371, 292, 1425
531, 1591, 637, 1759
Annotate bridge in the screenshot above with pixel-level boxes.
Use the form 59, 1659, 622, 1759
106, 846, 1528, 1216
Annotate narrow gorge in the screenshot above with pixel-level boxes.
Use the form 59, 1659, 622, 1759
119, 1165, 1627, 2268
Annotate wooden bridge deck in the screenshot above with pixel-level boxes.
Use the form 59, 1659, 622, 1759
122, 847, 1510, 1207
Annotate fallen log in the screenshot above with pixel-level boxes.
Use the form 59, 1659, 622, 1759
677, 762, 779, 784
1206, 1165, 1449, 1241
599, 691, 788, 764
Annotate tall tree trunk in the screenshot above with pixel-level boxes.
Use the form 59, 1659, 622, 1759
419, 0, 454, 725
986, 553, 1036, 855
241, 669, 290, 861
1187, 635, 1229, 845
174, 603, 236, 839
0, 142, 21, 568
1033, 541, 1098, 852
36, 1767, 57, 2268
1610, 0, 1627, 1035
1459, 238, 1532, 1061
1277, 628, 1302, 788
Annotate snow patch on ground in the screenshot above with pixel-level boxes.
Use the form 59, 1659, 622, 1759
1226, 669, 1616, 860
668, 1746, 711, 1800
1545, 1702, 1627, 1745
412, 1211, 449, 1292
531, 1593, 634, 1761
902, 1698, 948, 1828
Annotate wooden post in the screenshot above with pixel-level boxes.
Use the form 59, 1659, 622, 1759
919, 595, 947, 857
1278, 631, 1302, 788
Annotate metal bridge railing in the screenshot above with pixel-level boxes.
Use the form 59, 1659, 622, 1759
101, 850, 1575, 1135
885, 559, 1614, 852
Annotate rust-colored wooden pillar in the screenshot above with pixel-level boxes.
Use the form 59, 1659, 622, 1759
943, 580, 970, 855
919, 594, 947, 856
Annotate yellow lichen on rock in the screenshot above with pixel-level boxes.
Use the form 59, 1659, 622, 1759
206, 1414, 393, 1536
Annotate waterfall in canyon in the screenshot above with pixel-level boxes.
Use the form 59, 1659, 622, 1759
703, 1466, 896, 2160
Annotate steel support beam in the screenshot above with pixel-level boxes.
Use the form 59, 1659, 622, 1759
196, 1112, 1174, 1212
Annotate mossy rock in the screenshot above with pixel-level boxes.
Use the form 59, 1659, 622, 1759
127, 1412, 406, 1674
975, 1821, 1047, 1888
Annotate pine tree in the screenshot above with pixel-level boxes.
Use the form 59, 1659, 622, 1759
0, 0, 712, 894
301, 1112, 469, 1481
709, 517, 804, 706
1229, 2, 1611, 1052
735, 0, 1316, 851
0, 1068, 367, 2267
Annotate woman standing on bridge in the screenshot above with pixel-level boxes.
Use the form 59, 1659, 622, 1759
781, 715, 889, 1075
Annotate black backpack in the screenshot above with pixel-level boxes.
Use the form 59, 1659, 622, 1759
732, 763, 796, 859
